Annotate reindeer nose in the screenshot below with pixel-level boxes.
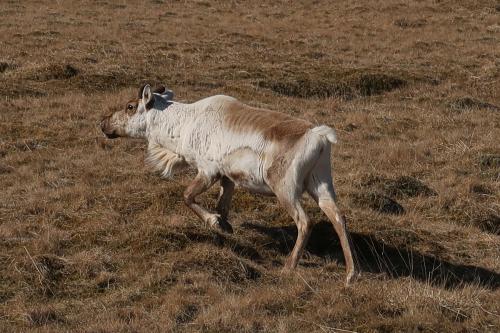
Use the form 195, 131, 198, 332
100, 118, 107, 132
100, 116, 119, 139
100, 116, 111, 133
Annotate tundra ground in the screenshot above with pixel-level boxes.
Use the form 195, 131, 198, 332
0, 1, 499, 332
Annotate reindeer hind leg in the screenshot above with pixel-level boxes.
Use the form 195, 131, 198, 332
306, 153, 359, 286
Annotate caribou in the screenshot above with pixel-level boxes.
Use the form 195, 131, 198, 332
100, 84, 358, 285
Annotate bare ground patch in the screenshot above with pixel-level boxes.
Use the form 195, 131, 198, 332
258, 69, 409, 99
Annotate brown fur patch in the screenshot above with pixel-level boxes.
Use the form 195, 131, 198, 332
228, 171, 247, 182
266, 152, 295, 189
223, 100, 312, 142
263, 119, 312, 142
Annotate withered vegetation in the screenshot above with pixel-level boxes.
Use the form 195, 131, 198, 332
0, 1, 499, 332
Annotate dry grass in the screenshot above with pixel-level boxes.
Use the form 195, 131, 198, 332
1, 0, 499, 332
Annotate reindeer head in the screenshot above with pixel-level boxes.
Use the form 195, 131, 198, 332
100, 84, 173, 139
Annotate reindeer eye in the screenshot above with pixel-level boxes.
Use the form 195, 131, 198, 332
127, 104, 134, 110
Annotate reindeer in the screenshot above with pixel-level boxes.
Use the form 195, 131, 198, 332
101, 84, 359, 285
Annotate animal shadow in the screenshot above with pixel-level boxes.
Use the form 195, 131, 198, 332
241, 220, 500, 290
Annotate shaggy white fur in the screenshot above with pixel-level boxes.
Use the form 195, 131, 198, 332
101, 85, 358, 286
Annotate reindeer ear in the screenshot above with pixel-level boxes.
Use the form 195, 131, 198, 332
138, 83, 147, 98
141, 84, 154, 109
153, 85, 166, 94
152, 84, 174, 101
163, 89, 174, 101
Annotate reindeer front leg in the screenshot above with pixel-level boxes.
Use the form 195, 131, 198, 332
216, 177, 234, 219
183, 171, 232, 233
215, 176, 235, 233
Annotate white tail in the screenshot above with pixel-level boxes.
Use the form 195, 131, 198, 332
311, 125, 337, 144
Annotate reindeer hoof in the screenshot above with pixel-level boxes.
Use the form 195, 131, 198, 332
281, 259, 295, 274
345, 270, 361, 287
218, 219, 233, 234
207, 215, 233, 234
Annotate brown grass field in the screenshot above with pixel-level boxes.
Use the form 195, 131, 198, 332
1, 0, 499, 332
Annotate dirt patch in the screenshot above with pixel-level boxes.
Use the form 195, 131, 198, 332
351, 191, 405, 215
469, 183, 493, 196
443, 199, 500, 235
37, 255, 66, 280
381, 176, 437, 198
175, 304, 199, 325
0, 163, 14, 174
448, 97, 499, 112
95, 272, 119, 292
303, 51, 326, 59
479, 154, 500, 169
14, 139, 48, 152
394, 18, 427, 28
26, 308, 63, 326
132, 226, 261, 262
355, 73, 407, 96
0, 82, 46, 98
344, 123, 359, 132
258, 69, 408, 99
182, 78, 224, 89
473, 213, 500, 235
172, 249, 261, 284
27, 254, 68, 297
28, 30, 61, 38
258, 77, 351, 99
0, 62, 16, 73
2, 139, 48, 154
135, 229, 191, 255
30, 64, 79, 81
72, 72, 153, 93
361, 175, 436, 198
